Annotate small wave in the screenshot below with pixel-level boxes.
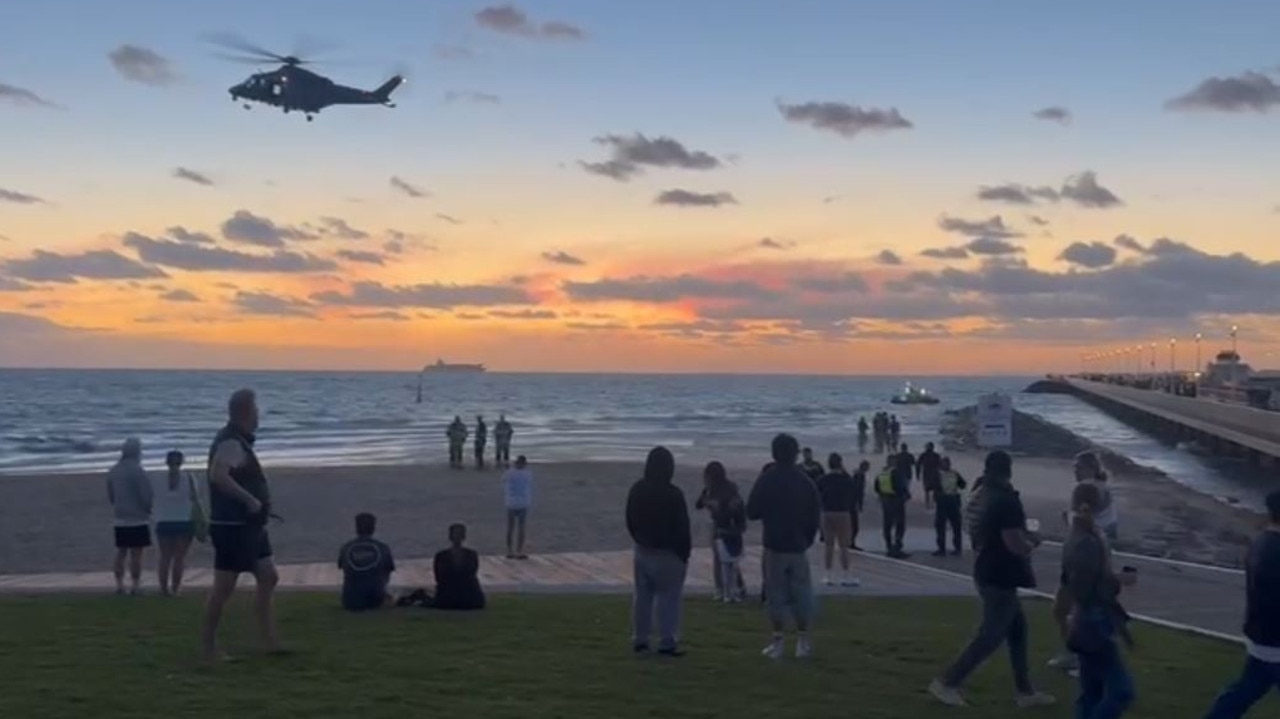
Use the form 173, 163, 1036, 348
289, 417, 416, 430
3, 435, 98, 454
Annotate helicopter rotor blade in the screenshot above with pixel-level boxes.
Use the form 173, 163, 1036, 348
203, 31, 292, 64
293, 34, 341, 60
212, 52, 276, 65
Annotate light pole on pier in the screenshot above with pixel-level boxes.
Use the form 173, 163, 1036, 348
1195, 332, 1202, 376
1149, 342, 1157, 373
1230, 324, 1239, 355
1169, 338, 1177, 373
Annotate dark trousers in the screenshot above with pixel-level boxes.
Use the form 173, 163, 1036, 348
879, 495, 906, 551
934, 494, 962, 552
448, 442, 463, 466
495, 442, 510, 465
942, 584, 1032, 694
1077, 637, 1135, 719
849, 504, 862, 547
1203, 656, 1280, 719
474, 442, 486, 467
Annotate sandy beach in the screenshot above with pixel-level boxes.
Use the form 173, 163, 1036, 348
0, 444, 1264, 575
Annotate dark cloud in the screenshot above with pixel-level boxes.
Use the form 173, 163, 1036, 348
1033, 106, 1072, 124
444, 90, 501, 105
938, 214, 1022, 239
759, 237, 796, 251
876, 250, 903, 266
654, 189, 738, 208
172, 167, 213, 186
350, 310, 411, 322
541, 250, 585, 266
921, 246, 970, 260
383, 230, 436, 255
565, 321, 629, 332
160, 288, 200, 302
390, 176, 428, 199
310, 280, 533, 309
336, 249, 385, 265
1113, 234, 1145, 252
474, 4, 586, 40
1058, 241, 1118, 269
966, 238, 1024, 256
165, 226, 215, 245
318, 217, 369, 240
233, 291, 316, 318
0, 82, 60, 108
123, 233, 337, 273
580, 133, 723, 182
436, 213, 462, 225
1028, 215, 1050, 227
563, 274, 778, 303
1060, 171, 1123, 208
221, 210, 316, 248
636, 319, 749, 339
1166, 71, 1280, 113
776, 100, 913, 138
976, 183, 1059, 205
3, 249, 167, 283
489, 309, 558, 320
0, 188, 45, 205
0, 276, 33, 292
108, 45, 178, 86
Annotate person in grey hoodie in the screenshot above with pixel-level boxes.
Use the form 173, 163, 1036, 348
106, 437, 154, 595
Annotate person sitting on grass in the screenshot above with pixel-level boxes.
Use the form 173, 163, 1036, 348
338, 512, 397, 612
432, 523, 485, 611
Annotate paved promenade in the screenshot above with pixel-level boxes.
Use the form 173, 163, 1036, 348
1066, 378, 1280, 457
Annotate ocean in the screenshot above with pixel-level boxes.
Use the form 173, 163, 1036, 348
0, 369, 1269, 509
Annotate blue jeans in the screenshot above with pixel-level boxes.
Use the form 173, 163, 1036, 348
1203, 656, 1280, 719
1076, 635, 1135, 719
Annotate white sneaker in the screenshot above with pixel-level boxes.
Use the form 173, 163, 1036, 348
1047, 652, 1079, 671
795, 637, 813, 659
761, 639, 786, 660
1015, 691, 1056, 709
928, 680, 968, 707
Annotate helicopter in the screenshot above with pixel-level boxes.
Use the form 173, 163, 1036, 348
211, 34, 404, 122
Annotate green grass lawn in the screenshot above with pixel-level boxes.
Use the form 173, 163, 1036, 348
0, 593, 1274, 718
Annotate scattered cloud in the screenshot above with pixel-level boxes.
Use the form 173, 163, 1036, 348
336, 249, 385, 265
172, 167, 213, 186
489, 309, 558, 320
0, 82, 60, 108
1058, 241, 1118, 269
123, 232, 337, 273
474, 4, 586, 41
921, 246, 971, 260
541, 250, 585, 266
220, 210, 316, 248
976, 183, 1059, 205
654, 189, 738, 208
1061, 171, 1123, 209
794, 272, 869, 294
310, 280, 534, 309
435, 213, 462, 225
2, 249, 167, 284
563, 274, 778, 303
776, 100, 913, 138
1028, 215, 1050, 227
317, 217, 369, 240
876, 250, 904, 266
164, 226, 215, 245
759, 237, 796, 251
0, 277, 33, 292
350, 310, 411, 322
1032, 106, 1072, 124
938, 214, 1022, 239
580, 133, 723, 182
390, 176, 428, 199
1166, 71, 1280, 113
0, 188, 45, 205
160, 288, 200, 302
1114, 234, 1145, 252
822, 195, 842, 205
965, 238, 1024, 256
107, 45, 178, 86
233, 291, 316, 318
444, 90, 501, 105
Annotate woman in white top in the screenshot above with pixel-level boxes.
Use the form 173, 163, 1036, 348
154, 450, 199, 596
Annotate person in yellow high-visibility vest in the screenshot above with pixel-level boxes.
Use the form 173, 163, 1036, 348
932, 457, 968, 557
875, 453, 909, 558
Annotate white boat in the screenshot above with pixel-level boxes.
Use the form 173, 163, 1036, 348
890, 382, 940, 405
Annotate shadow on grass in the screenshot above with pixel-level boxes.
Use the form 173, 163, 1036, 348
0, 594, 1273, 718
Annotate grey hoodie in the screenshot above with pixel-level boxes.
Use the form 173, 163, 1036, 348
106, 459, 153, 526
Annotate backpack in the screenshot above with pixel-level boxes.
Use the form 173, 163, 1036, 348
964, 478, 989, 550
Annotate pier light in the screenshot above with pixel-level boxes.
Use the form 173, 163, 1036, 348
1169, 338, 1177, 373
1195, 332, 1203, 373
1149, 341, 1157, 371
1230, 324, 1239, 355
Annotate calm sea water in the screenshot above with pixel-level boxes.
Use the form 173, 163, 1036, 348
0, 369, 1269, 508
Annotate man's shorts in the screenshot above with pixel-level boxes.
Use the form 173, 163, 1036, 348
114, 525, 152, 549
209, 524, 273, 574
763, 550, 814, 618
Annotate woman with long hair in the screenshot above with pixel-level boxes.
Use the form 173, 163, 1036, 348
697, 461, 748, 602
154, 450, 199, 596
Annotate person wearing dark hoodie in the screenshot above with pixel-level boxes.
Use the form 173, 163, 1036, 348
1201, 488, 1280, 719
625, 446, 692, 657
748, 433, 822, 660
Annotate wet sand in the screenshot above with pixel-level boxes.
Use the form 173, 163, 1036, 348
0, 447, 1262, 575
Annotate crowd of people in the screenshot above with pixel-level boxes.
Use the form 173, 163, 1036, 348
100, 388, 1280, 717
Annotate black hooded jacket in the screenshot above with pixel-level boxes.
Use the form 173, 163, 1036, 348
625, 450, 692, 562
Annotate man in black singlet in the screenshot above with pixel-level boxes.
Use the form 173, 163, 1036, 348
201, 388, 281, 661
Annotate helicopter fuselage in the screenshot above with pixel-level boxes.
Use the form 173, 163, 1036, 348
228, 65, 402, 118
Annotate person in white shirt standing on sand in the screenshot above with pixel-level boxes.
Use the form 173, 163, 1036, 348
106, 437, 154, 595
154, 450, 203, 597
502, 455, 533, 559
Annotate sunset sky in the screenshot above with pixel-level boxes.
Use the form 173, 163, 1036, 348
2, 0, 1279, 373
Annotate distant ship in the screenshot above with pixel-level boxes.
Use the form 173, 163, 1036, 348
890, 382, 940, 405
422, 359, 486, 374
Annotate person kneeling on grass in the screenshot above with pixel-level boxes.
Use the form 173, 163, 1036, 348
432, 523, 486, 611
338, 512, 397, 612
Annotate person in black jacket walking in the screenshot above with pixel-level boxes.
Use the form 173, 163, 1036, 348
625, 446, 692, 657
1201, 489, 1280, 719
